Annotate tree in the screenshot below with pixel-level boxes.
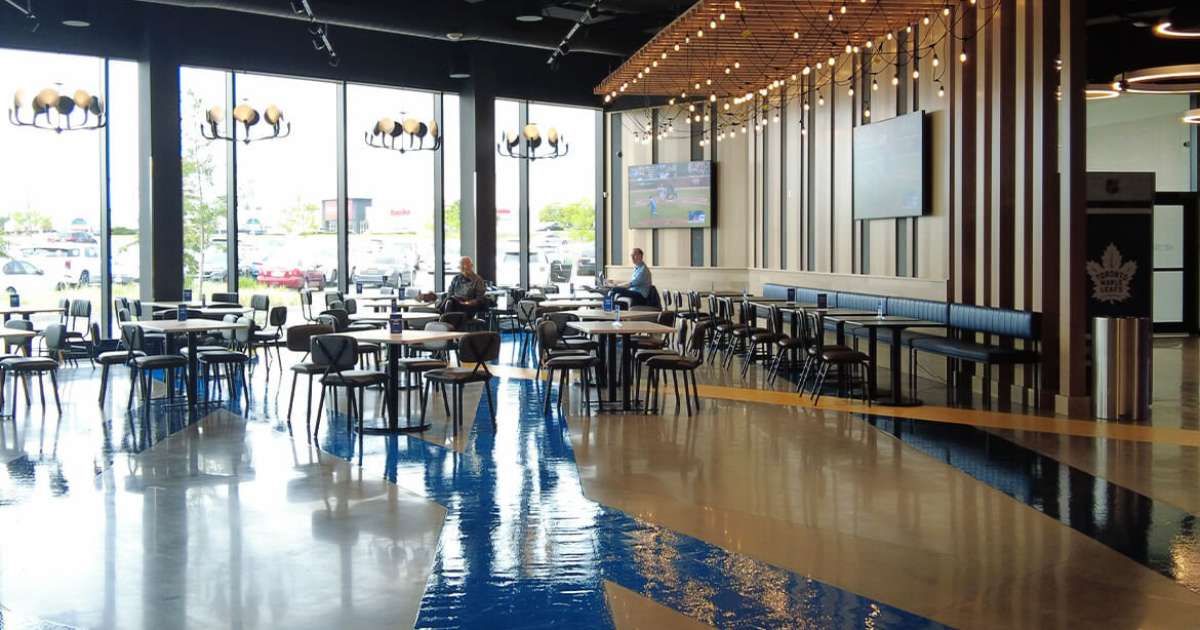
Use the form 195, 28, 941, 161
181, 89, 225, 285
537, 198, 594, 242
7, 209, 52, 234
280, 199, 320, 235
444, 199, 461, 234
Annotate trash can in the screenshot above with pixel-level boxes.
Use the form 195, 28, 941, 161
1091, 316, 1152, 420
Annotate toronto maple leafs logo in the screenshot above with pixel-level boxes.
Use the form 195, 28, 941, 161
1086, 243, 1137, 303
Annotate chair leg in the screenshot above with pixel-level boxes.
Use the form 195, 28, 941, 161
671, 370, 681, 412
812, 363, 831, 403
49, 370, 61, 413
582, 366, 593, 414
98, 363, 110, 404
37, 373, 46, 410
314, 385, 326, 439
543, 367, 554, 412
127, 367, 137, 410
287, 371, 298, 422
484, 379, 496, 421
419, 379, 432, 424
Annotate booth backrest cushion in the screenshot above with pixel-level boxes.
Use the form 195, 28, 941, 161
835, 292, 884, 312
887, 298, 949, 324
949, 304, 1040, 340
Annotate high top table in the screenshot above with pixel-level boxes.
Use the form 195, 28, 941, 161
821, 313, 945, 406
0, 305, 65, 322
567, 320, 675, 410
135, 318, 248, 410
342, 328, 468, 432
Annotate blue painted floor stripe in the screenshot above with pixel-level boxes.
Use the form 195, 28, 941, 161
321, 378, 945, 628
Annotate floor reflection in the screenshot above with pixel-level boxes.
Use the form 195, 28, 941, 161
322, 379, 940, 629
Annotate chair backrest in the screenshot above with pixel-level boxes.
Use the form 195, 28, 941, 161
458, 332, 501, 364
687, 320, 711, 360
234, 316, 253, 344
767, 305, 783, 336
439, 311, 465, 331
799, 310, 823, 350
69, 299, 91, 320
420, 321, 453, 351
327, 300, 346, 312
116, 308, 132, 324
343, 298, 358, 315
268, 305, 288, 327
645, 286, 662, 309
311, 334, 358, 372
44, 323, 67, 352
121, 323, 145, 352
324, 291, 344, 307
131, 299, 144, 320
516, 300, 538, 324
250, 294, 270, 312
5, 319, 32, 331
656, 310, 676, 327
535, 319, 560, 363
89, 322, 101, 346
212, 292, 240, 305
286, 323, 333, 353
58, 298, 71, 323
318, 309, 351, 332
544, 311, 575, 336
688, 291, 701, 313
316, 314, 338, 330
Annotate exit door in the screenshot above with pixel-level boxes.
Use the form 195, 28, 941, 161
1152, 192, 1199, 334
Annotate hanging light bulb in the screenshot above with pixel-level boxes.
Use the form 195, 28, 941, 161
773, 113, 779, 123
695, 82, 701, 90
818, 93, 825, 106
891, 75, 899, 86
674, 43, 681, 51
827, 11, 834, 21
932, 54, 940, 67
669, 97, 676, 105
865, 40, 873, 49
839, 4, 847, 14
710, 94, 717, 102
923, 16, 930, 25
938, 83, 945, 98
734, 61, 741, 69
803, 66, 811, 75
803, 101, 810, 111
828, 56, 836, 66
689, 104, 696, 112
943, 6, 950, 15
709, 20, 716, 29
794, 31, 800, 39
864, 108, 871, 118
719, 12, 726, 20
725, 66, 731, 74
872, 78, 878, 91
724, 102, 730, 110
848, 86, 854, 96
912, 69, 920, 79
960, 51, 968, 63
886, 32, 893, 40
845, 44, 853, 53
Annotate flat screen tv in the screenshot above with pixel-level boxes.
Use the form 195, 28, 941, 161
852, 110, 929, 220
628, 160, 714, 228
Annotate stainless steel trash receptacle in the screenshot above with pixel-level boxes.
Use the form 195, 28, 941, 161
1092, 316, 1152, 420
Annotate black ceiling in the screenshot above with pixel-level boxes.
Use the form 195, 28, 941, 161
1, 0, 1196, 98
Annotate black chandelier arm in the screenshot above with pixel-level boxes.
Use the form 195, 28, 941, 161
496, 140, 569, 160
366, 129, 442, 154
9, 107, 106, 133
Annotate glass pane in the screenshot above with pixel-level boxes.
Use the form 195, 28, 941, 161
108, 59, 142, 311
346, 84, 436, 293
0, 49, 103, 325
529, 103, 597, 292
442, 93, 461, 287
180, 66, 230, 301
495, 99, 520, 286
1154, 270, 1183, 323
235, 72, 338, 322
1154, 205, 1184, 269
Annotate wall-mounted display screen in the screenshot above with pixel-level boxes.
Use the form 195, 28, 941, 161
852, 111, 928, 220
628, 160, 713, 228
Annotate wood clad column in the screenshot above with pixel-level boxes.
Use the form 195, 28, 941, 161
1055, 0, 1089, 415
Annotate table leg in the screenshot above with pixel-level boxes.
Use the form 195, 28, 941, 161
388, 344, 399, 428
606, 335, 618, 404
866, 328, 878, 398
620, 333, 632, 411
186, 331, 198, 408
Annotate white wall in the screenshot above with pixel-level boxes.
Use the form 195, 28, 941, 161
1087, 94, 1190, 191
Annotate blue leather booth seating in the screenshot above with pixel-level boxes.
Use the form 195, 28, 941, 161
758, 283, 1042, 395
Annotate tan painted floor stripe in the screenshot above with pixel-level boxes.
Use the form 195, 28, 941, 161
487, 364, 1199, 447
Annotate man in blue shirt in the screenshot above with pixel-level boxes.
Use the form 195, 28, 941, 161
607, 247, 652, 306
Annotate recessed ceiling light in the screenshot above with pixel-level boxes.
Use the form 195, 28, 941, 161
62, 19, 90, 27
515, 14, 543, 22
515, 1, 543, 22
446, 32, 464, 40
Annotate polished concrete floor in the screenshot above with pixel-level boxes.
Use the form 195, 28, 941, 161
0, 333, 1199, 628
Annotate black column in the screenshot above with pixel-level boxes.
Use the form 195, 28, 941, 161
459, 62, 497, 281
225, 73, 239, 294
518, 100, 531, 288
335, 82, 349, 293
139, 33, 183, 300
434, 93, 446, 292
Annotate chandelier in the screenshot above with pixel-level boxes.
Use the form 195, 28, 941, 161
364, 116, 442, 153
9, 87, 106, 133
497, 123, 568, 160
202, 101, 290, 144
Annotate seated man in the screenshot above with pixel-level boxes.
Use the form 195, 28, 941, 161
443, 256, 488, 319
607, 247, 652, 307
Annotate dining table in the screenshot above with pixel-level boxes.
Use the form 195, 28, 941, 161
349, 311, 441, 326
353, 297, 428, 311
559, 308, 661, 322
134, 318, 249, 410
0, 305, 65, 322
342, 328, 469, 432
567, 320, 675, 411
821, 313, 945, 406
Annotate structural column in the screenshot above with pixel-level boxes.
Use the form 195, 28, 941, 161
138, 31, 184, 300
459, 49, 497, 281
1055, 0, 1089, 415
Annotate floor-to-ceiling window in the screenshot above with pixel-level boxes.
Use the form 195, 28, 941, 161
529, 102, 598, 291
234, 72, 338, 319
108, 60, 142, 306
346, 84, 437, 292
180, 66, 231, 302
494, 99, 521, 286
442, 94, 461, 289
1, 49, 141, 331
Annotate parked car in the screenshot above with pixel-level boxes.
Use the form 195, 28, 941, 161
0, 259, 49, 298
257, 258, 310, 289
18, 244, 100, 288
351, 251, 419, 288
497, 250, 552, 287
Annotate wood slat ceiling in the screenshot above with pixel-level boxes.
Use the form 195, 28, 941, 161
596, 0, 955, 99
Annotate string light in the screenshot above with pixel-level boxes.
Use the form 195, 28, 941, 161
891, 75, 899, 86
839, 4, 847, 15
960, 51, 968, 63
794, 31, 800, 39
848, 85, 854, 96
725, 66, 731, 74
932, 54, 940, 67
912, 69, 920, 79
923, 16, 930, 25
938, 83, 945, 98
864, 108, 871, 118
734, 61, 741, 69
818, 93, 825, 106
872, 78, 878, 91
719, 12, 726, 20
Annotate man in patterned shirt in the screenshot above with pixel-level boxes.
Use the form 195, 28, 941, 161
443, 256, 488, 318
